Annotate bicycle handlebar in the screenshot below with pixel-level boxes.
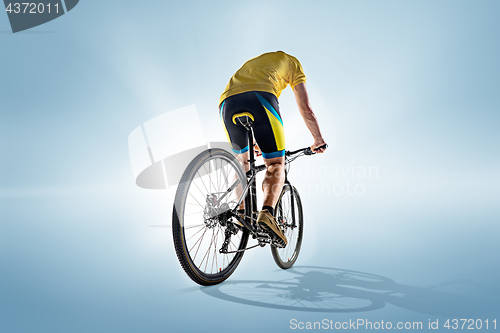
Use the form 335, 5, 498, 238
250, 144, 327, 176
286, 143, 328, 157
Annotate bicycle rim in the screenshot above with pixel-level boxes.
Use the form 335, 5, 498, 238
173, 149, 250, 285
271, 184, 303, 269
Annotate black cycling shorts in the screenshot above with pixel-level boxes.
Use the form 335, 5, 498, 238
219, 91, 285, 159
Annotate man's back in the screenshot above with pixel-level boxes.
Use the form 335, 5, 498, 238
220, 51, 306, 104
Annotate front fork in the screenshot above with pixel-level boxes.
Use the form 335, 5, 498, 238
274, 175, 297, 229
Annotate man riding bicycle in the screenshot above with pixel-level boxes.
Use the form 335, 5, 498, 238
219, 51, 327, 246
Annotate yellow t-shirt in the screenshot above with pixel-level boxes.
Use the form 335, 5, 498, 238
219, 51, 306, 105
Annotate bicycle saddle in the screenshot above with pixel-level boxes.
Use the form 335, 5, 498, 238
232, 112, 254, 127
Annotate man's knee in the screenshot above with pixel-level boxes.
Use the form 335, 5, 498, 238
264, 156, 285, 168
265, 163, 284, 180
267, 162, 284, 171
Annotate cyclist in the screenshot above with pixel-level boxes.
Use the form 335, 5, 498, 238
219, 51, 327, 246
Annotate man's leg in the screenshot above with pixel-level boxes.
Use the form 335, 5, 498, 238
258, 155, 287, 245
262, 156, 285, 208
237, 151, 250, 173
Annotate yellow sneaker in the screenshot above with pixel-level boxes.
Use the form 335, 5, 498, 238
257, 209, 287, 246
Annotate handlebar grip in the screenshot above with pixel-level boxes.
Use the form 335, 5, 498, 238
304, 144, 328, 156
314, 143, 328, 152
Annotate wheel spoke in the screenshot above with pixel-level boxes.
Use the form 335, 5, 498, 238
186, 225, 206, 241
191, 227, 209, 260
213, 226, 220, 273
185, 223, 204, 229
196, 170, 209, 195
201, 227, 218, 271
187, 191, 205, 210
191, 175, 208, 199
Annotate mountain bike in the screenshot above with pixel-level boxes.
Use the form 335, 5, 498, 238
172, 115, 326, 285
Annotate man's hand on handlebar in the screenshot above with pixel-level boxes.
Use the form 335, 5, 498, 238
311, 141, 328, 154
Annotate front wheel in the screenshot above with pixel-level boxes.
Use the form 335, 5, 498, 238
271, 184, 304, 269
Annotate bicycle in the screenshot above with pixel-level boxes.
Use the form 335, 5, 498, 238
172, 115, 326, 285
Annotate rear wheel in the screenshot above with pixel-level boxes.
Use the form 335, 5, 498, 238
271, 184, 303, 269
172, 148, 250, 285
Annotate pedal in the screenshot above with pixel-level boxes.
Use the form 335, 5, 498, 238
256, 232, 271, 240
257, 223, 287, 248
255, 232, 272, 246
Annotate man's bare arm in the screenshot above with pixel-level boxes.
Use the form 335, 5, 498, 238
293, 82, 327, 153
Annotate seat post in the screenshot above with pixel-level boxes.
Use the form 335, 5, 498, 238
246, 124, 258, 217
247, 125, 256, 174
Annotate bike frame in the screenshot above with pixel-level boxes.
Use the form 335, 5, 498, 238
222, 118, 300, 236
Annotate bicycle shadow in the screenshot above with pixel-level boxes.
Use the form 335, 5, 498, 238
199, 266, 500, 315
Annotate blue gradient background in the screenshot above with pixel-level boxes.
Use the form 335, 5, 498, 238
1, 1, 499, 332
